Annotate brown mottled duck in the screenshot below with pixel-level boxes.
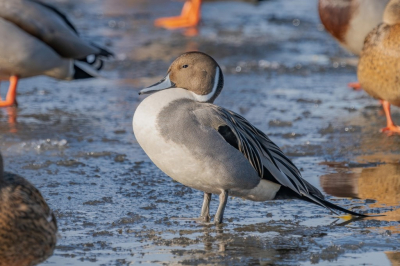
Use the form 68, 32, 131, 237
358, 0, 400, 135
0, 153, 57, 266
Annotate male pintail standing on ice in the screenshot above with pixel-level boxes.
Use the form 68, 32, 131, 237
133, 52, 367, 224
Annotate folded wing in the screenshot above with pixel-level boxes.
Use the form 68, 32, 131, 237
195, 105, 366, 217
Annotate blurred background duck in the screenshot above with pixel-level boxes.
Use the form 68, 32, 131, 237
0, 0, 113, 107
358, 0, 400, 135
318, 0, 389, 89
155, 0, 265, 30
0, 152, 57, 266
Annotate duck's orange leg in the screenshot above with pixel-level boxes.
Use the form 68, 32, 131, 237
0, 76, 18, 107
154, 0, 201, 29
347, 82, 362, 91
380, 100, 400, 135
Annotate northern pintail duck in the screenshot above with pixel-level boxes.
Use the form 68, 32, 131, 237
318, 0, 389, 89
0, 152, 57, 266
155, 0, 264, 30
133, 52, 366, 224
358, 0, 400, 135
0, 0, 113, 107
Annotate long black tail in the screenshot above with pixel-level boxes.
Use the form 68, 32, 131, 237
275, 186, 368, 217
306, 193, 368, 217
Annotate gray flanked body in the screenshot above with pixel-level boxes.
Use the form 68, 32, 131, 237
133, 88, 280, 200
0, 18, 72, 80
133, 52, 366, 224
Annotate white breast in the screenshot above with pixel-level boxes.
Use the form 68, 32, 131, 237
133, 89, 224, 194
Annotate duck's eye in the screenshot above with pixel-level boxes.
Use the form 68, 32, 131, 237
182, 65, 189, 68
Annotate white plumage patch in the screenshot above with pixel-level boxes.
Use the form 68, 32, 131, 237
234, 179, 281, 201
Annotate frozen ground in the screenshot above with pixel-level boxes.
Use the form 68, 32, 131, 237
0, 0, 399, 265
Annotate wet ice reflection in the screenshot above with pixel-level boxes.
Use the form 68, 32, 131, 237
321, 163, 400, 224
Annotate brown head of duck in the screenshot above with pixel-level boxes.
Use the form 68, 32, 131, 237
0, 153, 57, 266
358, 0, 400, 135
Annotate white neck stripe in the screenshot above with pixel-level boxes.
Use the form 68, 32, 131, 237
192, 67, 220, 103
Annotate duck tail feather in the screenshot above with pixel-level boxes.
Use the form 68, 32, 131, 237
306, 193, 369, 217
275, 186, 368, 217
73, 61, 104, 79
76, 45, 113, 73
90, 43, 114, 58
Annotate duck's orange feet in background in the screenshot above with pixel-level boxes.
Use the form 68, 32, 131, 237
380, 100, 400, 136
347, 82, 362, 90
154, 0, 201, 29
380, 125, 400, 136
0, 76, 18, 107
